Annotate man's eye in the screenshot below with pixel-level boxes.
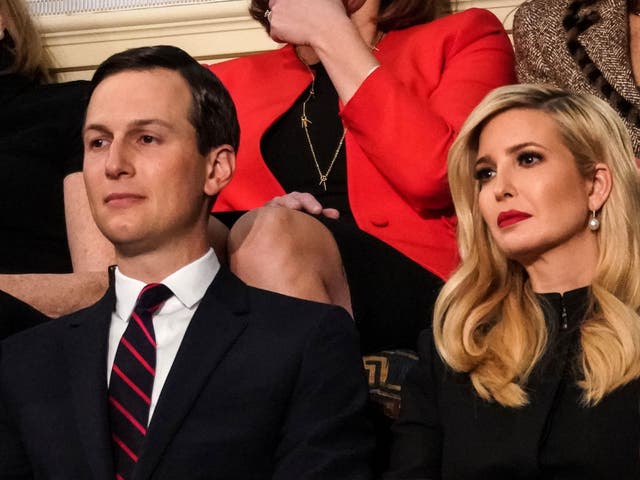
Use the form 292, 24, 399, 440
141, 135, 156, 144
89, 139, 105, 148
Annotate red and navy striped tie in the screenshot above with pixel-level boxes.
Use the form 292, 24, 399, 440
108, 283, 173, 480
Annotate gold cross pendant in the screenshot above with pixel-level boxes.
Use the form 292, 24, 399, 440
301, 114, 312, 128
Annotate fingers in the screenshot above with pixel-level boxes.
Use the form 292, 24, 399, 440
264, 0, 350, 46
266, 0, 286, 44
266, 192, 324, 214
321, 208, 340, 219
266, 193, 341, 219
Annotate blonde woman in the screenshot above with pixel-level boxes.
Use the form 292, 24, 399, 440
385, 84, 640, 479
0, 0, 113, 337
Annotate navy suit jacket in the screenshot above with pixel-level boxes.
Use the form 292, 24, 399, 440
0, 268, 373, 479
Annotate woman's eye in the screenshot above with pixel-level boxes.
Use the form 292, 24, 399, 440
517, 151, 542, 166
474, 167, 495, 183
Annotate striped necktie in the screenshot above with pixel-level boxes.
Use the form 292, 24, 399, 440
108, 283, 173, 480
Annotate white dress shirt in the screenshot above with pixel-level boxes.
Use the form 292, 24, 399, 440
107, 249, 220, 422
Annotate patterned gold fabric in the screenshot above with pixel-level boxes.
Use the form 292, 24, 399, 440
363, 349, 418, 420
514, 0, 640, 156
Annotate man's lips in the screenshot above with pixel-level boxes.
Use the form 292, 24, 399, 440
497, 210, 532, 228
104, 193, 145, 206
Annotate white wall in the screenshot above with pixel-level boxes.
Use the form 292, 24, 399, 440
37, 0, 523, 80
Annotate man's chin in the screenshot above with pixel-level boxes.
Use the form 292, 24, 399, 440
108, 234, 152, 258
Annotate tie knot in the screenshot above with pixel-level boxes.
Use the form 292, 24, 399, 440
135, 283, 173, 314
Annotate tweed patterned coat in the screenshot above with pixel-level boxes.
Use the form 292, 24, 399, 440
514, 0, 640, 156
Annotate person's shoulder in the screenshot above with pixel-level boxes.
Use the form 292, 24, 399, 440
204, 46, 306, 100
1, 294, 111, 390
416, 327, 435, 360
42, 79, 91, 93
27, 80, 92, 125
415, 327, 459, 384
206, 46, 292, 79
34, 79, 91, 103
513, 0, 569, 59
247, 285, 354, 331
1, 315, 70, 371
438, 7, 503, 27
404, 8, 504, 36
207, 267, 355, 337
514, 0, 568, 26
5, 78, 90, 120
388, 8, 510, 53
238, 285, 357, 349
2, 295, 103, 353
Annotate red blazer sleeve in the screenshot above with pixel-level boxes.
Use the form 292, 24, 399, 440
341, 8, 516, 212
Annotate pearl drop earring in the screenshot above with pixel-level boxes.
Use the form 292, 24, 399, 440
588, 210, 600, 231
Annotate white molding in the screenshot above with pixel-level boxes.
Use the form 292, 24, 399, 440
40, 0, 278, 78
40, 0, 523, 80
29, 0, 226, 17
456, 0, 521, 28
40, 0, 247, 32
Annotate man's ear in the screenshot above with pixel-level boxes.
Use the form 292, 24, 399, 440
587, 162, 612, 212
203, 145, 236, 197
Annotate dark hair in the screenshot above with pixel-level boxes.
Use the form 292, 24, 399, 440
249, 0, 452, 33
91, 45, 240, 155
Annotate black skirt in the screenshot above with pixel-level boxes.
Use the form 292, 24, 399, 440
317, 216, 443, 354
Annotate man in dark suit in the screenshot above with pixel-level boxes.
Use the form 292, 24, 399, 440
0, 45, 373, 480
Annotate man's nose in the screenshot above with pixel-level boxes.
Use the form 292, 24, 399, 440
104, 140, 133, 179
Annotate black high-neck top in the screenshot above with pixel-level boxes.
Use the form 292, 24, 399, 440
260, 63, 353, 223
0, 74, 90, 273
387, 286, 640, 479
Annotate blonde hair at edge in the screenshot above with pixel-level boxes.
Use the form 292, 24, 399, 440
1, 0, 55, 82
436, 84, 640, 408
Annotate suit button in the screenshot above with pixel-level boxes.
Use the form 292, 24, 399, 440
369, 215, 389, 227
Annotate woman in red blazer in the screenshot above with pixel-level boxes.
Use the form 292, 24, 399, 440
208, 0, 516, 354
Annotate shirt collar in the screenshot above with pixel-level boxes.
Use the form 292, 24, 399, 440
114, 249, 220, 321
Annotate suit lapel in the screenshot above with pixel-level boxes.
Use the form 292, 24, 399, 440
578, 0, 640, 104
64, 286, 116, 480
134, 268, 250, 480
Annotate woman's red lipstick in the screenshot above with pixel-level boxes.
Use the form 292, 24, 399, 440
497, 210, 531, 228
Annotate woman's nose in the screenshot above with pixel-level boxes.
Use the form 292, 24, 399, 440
492, 169, 515, 201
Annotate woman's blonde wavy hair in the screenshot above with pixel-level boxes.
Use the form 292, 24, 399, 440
1, 0, 55, 82
436, 84, 640, 407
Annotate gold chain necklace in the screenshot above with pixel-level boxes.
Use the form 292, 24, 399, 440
297, 32, 383, 191
300, 80, 346, 191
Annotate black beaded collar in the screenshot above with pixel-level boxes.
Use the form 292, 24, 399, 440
537, 286, 590, 332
